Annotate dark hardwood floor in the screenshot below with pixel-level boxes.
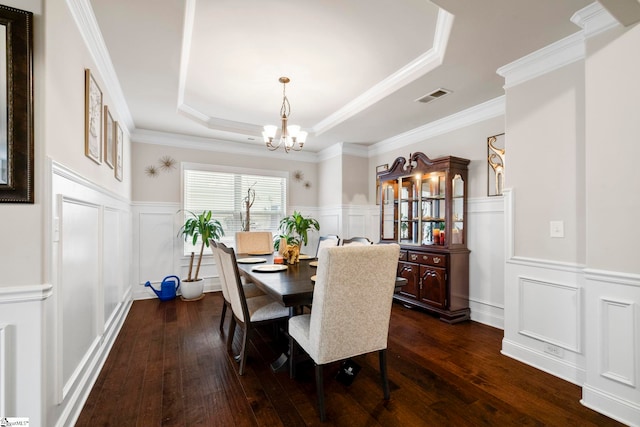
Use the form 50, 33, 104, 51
76, 293, 623, 426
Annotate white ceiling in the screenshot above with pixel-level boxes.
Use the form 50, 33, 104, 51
89, 0, 593, 153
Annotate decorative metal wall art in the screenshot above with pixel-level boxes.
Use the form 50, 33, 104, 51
487, 133, 505, 196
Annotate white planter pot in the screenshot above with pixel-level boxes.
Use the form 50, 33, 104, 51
181, 278, 204, 300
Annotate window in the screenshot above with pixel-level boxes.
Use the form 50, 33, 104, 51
182, 163, 287, 254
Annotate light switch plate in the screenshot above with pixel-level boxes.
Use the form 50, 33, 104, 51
550, 220, 564, 238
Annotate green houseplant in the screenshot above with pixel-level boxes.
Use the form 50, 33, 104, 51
178, 210, 224, 299
274, 211, 320, 251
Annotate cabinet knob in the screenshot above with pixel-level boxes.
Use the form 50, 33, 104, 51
433, 257, 441, 263
410, 254, 417, 261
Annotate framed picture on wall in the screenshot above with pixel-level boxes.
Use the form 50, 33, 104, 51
104, 105, 115, 169
487, 133, 505, 196
84, 69, 102, 164
115, 121, 123, 181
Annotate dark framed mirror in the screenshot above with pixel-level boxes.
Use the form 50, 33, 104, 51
0, 5, 34, 203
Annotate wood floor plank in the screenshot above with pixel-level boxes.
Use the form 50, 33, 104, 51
77, 293, 624, 426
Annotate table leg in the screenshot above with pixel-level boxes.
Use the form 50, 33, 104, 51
269, 306, 299, 372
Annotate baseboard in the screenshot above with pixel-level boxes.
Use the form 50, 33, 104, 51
469, 299, 504, 329
59, 296, 133, 427
581, 384, 640, 427
501, 338, 585, 386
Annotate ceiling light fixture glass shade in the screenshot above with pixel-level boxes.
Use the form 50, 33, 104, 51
263, 77, 307, 153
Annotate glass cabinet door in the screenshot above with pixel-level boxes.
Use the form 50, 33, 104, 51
420, 172, 446, 245
381, 179, 397, 240
399, 177, 420, 244
451, 174, 465, 245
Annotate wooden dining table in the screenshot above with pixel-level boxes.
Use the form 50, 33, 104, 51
236, 252, 407, 311
236, 253, 316, 313
236, 251, 407, 372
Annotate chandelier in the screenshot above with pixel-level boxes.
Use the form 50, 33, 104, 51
262, 77, 307, 153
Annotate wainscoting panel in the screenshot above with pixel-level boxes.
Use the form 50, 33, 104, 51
503, 258, 585, 386
582, 270, 640, 426
600, 298, 635, 386
519, 277, 580, 351
467, 196, 505, 328
50, 161, 132, 427
318, 212, 340, 237
132, 202, 225, 300
137, 211, 176, 284
103, 208, 121, 327
60, 197, 101, 393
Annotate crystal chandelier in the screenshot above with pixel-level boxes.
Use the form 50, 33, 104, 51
262, 77, 307, 153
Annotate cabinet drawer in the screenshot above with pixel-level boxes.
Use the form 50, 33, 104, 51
399, 250, 408, 261
407, 251, 447, 267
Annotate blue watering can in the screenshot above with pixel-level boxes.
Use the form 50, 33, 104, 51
145, 275, 180, 301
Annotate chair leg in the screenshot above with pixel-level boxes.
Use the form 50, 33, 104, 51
379, 349, 390, 400
219, 301, 227, 331
227, 316, 236, 353
238, 327, 249, 375
315, 364, 326, 422
289, 336, 296, 379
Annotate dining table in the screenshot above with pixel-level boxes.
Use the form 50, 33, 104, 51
236, 252, 407, 310
235, 251, 407, 372
236, 252, 316, 313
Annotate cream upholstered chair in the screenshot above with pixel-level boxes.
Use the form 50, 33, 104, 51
314, 234, 340, 259
340, 236, 373, 246
209, 240, 264, 335
235, 231, 274, 254
215, 242, 289, 375
288, 243, 401, 421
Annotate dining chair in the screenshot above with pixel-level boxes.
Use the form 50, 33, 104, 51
340, 236, 373, 246
209, 239, 264, 336
288, 243, 401, 421
235, 231, 274, 254
315, 234, 340, 258
215, 242, 290, 375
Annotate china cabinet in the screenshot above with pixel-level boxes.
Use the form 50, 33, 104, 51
378, 152, 470, 323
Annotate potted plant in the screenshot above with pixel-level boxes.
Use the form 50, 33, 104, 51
178, 210, 224, 300
274, 211, 320, 256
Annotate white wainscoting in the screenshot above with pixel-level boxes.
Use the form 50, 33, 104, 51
582, 269, 640, 427
467, 196, 505, 328
49, 161, 132, 427
132, 202, 223, 300
501, 188, 640, 425
0, 285, 51, 426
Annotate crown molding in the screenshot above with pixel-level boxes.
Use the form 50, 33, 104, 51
66, 0, 135, 132
132, 129, 319, 162
316, 142, 369, 162
368, 95, 505, 156
173, 7, 453, 138
497, 3, 620, 89
177, 103, 264, 134
177, 0, 196, 107
571, 2, 621, 38
312, 8, 454, 136
496, 32, 585, 89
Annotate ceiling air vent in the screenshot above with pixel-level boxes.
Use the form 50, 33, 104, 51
415, 88, 451, 104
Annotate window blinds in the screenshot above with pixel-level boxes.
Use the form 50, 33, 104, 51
183, 167, 287, 253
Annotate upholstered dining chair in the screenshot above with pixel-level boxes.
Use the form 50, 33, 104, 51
315, 234, 340, 259
215, 242, 289, 375
340, 236, 373, 246
235, 231, 274, 254
288, 243, 401, 421
209, 239, 264, 336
